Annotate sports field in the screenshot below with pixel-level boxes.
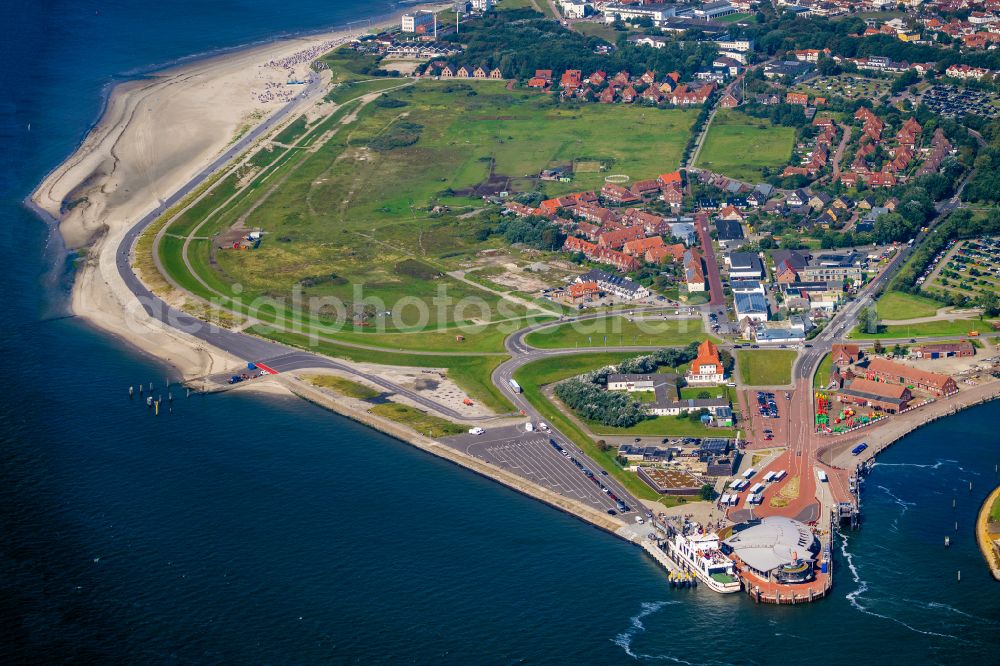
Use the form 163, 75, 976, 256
695, 110, 795, 182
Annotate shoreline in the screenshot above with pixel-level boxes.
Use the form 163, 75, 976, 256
976, 485, 1000, 581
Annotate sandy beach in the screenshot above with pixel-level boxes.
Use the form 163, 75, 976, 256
30, 7, 445, 383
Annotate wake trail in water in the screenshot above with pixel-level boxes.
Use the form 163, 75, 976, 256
876, 485, 916, 515
839, 531, 958, 640
872, 459, 956, 470
612, 601, 699, 663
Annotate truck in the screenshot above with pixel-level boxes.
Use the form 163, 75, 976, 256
508, 378, 522, 393
817, 469, 828, 482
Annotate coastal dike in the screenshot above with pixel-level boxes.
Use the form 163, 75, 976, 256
976, 485, 1000, 581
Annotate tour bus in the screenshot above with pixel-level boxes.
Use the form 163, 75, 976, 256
742, 468, 756, 480
731, 479, 749, 491
747, 493, 763, 506
774, 470, 787, 481
749, 482, 765, 495
817, 469, 828, 482
763, 471, 777, 483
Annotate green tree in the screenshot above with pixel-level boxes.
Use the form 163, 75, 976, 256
977, 290, 1000, 316
859, 306, 880, 335
699, 484, 716, 501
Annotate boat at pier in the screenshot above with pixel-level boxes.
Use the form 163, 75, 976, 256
661, 522, 742, 594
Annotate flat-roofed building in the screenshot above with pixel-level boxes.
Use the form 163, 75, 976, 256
401, 10, 435, 32
734, 291, 769, 323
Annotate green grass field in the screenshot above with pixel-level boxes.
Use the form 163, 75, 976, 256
368, 403, 466, 438
696, 110, 795, 183
991, 493, 1000, 523
876, 291, 941, 320
813, 353, 832, 390
573, 22, 625, 42
736, 350, 797, 386
304, 375, 379, 399
524, 317, 705, 349
159, 77, 694, 346
586, 415, 736, 438
849, 319, 998, 339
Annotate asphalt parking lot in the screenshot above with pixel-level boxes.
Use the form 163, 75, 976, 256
440, 425, 637, 515
921, 84, 998, 119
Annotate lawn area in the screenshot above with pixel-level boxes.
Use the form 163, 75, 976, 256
736, 350, 797, 386
849, 318, 999, 339
587, 415, 736, 438
524, 316, 705, 349
991, 493, 1000, 523
876, 291, 941, 321
573, 22, 626, 42
813, 353, 832, 389
369, 403, 466, 438
164, 77, 695, 340
304, 374, 379, 399
264, 329, 513, 413
695, 109, 795, 183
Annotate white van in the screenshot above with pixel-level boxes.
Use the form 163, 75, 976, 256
817, 469, 828, 482
468, 427, 485, 435
635, 516, 644, 524
525, 422, 534, 432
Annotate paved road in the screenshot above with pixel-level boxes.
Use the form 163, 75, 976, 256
87, 55, 982, 533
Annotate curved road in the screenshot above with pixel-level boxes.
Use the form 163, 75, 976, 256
85, 63, 980, 528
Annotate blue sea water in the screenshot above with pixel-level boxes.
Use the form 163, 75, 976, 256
1, 1, 999, 662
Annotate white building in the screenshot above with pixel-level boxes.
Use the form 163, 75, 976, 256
401, 10, 435, 33
558, 0, 590, 19
693, 1, 738, 19
472, 0, 494, 11
603, 2, 680, 25
714, 38, 753, 53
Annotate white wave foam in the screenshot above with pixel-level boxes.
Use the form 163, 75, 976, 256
839, 530, 957, 640
876, 485, 916, 515
612, 601, 696, 663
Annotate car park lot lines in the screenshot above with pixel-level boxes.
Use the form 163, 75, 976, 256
440, 425, 636, 514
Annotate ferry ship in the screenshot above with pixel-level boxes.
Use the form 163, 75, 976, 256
660, 523, 742, 594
